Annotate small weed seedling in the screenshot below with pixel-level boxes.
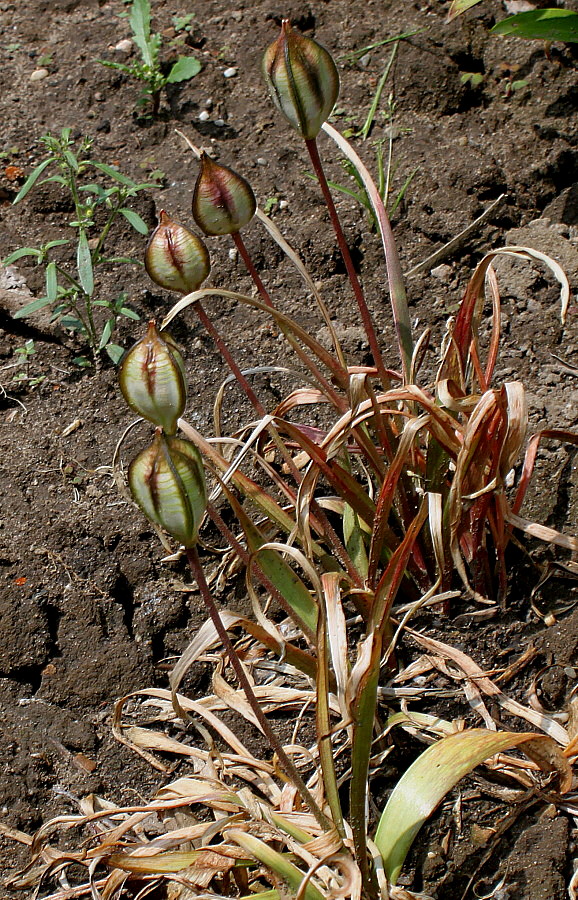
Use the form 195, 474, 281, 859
2, 128, 153, 364
12, 340, 45, 387
101, 0, 201, 116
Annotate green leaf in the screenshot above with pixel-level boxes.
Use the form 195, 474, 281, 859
12, 296, 53, 318
447, 0, 484, 21
44, 239, 70, 251
119, 207, 149, 234
166, 55, 201, 83
76, 231, 94, 297
130, 0, 154, 67
12, 158, 54, 204
98, 317, 115, 350
103, 255, 142, 265
229, 831, 325, 900
1, 247, 42, 265
119, 307, 141, 320
63, 149, 79, 172
73, 356, 92, 368
105, 343, 125, 364
88, 161, 136, 187
45, 261, 58, 302
60, 315, 85, 332
98, 59, 131, 74
375, 727, 571, 884
491, 9, 578, 42
229, 492, 318, 637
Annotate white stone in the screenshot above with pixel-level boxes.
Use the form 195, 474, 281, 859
30, 68, 49, 82
114, 39, 133, 53
223, 67, 237, 78
198, 110, 210, 122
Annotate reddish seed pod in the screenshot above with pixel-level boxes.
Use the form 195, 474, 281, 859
145, 210, 210, 294
128, 429, 207, 548
119, 320, 187, 435
263, 19, 339, 140
192, 152, 256, 236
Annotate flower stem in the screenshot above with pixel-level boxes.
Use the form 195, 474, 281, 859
305, 137, 389, 390
192, 300, 266, 417
186, 545, 333, 833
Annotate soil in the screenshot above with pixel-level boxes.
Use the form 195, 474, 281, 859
1, 0, 578, 897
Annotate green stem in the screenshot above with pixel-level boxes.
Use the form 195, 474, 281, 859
186, 545, 332, 832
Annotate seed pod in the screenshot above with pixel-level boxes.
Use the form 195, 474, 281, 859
262, 19, 339, 140
119, 321, 187, 435
129, 430, 207, 548
145, 210, 210, 294
192, 152, 256, 236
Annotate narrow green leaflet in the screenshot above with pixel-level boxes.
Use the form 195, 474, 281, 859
12, 158, 54, 204
88, 161, 137, 188
77, 231, 94, 297
129, 0, 154, 67
166, 56, 202, 83
1, 247, 42, 265
119, 208, 149, 234
106, 343, 125, 365
491, 9, 578, 42
119, 307, 141, 321
45, 261, 57, 302
12, 297, 53, 319
447, 0, 484, 20
63, 149, 79, 172
375, 727, 571, 884
98, 317, 115, 350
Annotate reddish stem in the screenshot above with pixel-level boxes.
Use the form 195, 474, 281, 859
193, 300, 266, 417
186, 545, 331, 831
305, 137, 389, 390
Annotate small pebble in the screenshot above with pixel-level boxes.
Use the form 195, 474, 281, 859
204, 97, 213, 109
228, 248, 238, 261
198, 110, 210, 122
223, 67, 237, 78
114, 39, 132, 53
431, 263, 452, 280
279, 200, 289, 209
358, 53, 371, 68
214, 118, 226, 127
30, 68, 49, 82
256, 157, 267, 166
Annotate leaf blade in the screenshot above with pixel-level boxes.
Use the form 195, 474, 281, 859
375, 728, 571, 884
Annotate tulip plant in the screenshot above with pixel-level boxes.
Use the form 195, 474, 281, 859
22, 19, 577, 900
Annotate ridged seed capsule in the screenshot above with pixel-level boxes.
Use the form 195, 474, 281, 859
192, 152, 256, 236
145, 210, 210, 294
262, 19, 339, 140
119, 321, 187, 435
128, 430, 207, 548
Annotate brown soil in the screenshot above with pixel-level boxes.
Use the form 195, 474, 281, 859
1, 0, 578, 897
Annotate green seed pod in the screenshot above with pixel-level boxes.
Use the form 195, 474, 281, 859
192, 152, 256, 236
262, 19, 339, 141
119, 321, 187, 435
145, 210, 210, 294
128, 430, 207, 548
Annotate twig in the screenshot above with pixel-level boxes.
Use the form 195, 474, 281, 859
405, 194, 506, 278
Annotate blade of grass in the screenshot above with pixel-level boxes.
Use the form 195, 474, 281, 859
359, 45, 397, 141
